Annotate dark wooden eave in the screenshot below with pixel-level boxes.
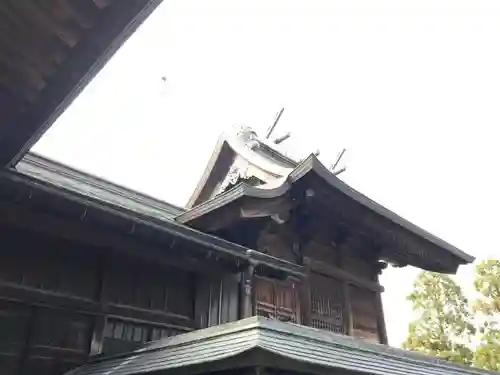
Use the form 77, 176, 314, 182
65, 316, 494, 375
0, 167, 304, 278
17, 152, 184, 220
177, 154, 475, 273
0, 0, 164, 167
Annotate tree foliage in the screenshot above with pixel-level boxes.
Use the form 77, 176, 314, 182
473, 260, 500, 371
402, 271, 474, 365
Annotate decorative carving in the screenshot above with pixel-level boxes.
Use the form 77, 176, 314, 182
236, 125, 260, 150
243, 268, 254, 298
375, 261, 388, 275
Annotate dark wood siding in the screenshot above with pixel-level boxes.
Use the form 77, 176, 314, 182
105, 261, 194, 319
0, 301, 30, 375
0, 227, 99, 300
349, 285, 380, 343
195, 274, 239, 328
0, 223, 196, 375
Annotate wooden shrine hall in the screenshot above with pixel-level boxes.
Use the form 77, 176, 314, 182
0, 124, 481, 375
0, 2, 486, 375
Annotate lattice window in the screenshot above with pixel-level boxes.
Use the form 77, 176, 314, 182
255, 277, 300, 324
104, 319, 183, 343
309, 273, 344, 333
102, 318, 186, 356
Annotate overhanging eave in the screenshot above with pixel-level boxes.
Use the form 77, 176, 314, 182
176, 155, 474, 272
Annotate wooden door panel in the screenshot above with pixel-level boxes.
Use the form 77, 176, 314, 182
255, 277, 300, 323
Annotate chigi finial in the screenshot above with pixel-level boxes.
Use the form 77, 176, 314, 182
330, 148, 347, 176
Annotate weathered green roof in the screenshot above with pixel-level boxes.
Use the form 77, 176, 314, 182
66, 317, 494, 375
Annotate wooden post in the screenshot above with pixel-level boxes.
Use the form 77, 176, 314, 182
375, 290, 388, 344
90, 316, 106, 355
374, 262, 388, 345
342, 281, 354, 336
240, 264, 255, 319
90, 257, 106, 356
300, 265, 312, 326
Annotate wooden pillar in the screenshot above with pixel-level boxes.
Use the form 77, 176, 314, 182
374, 262, 388, 345
90, 258, 106, 356
240, 263, 255, 319
342, 282, 354, 336
90, 316, 106, 355
375, 290, 388, 344
300, 266, 312, 327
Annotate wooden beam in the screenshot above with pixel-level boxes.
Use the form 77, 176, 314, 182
1, 0, 164, 167
106, 304, 193, 328
0, 281, 101, 313
0, 199, 227, 276
0, 281, 195, 329
303, 257, 384, 293
240, 196, 294, 219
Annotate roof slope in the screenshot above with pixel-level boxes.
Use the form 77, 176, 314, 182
16, 152, 184, 220
66, 317, 493, 375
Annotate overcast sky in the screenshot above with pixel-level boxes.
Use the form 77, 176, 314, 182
33, 0, 500, 346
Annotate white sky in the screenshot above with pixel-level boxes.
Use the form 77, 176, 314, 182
33, 0, 500, 346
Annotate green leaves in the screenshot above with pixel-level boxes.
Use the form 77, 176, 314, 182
403, 271, 474, 365
474, 328, 500, 371
473, 260, 500, 371
404, 260, 500, 370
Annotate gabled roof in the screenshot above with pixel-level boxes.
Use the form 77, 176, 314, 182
186, 127, 298, 208
0, 0, 164, 167
66, 317, 492, 375
178, 154, 474, 273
